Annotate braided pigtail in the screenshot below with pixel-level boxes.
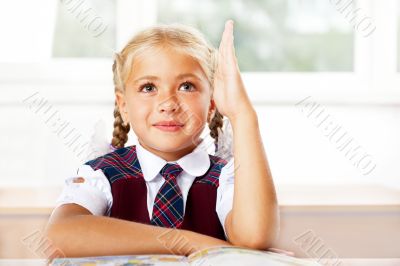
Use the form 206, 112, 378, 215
111, 100, 130, 149
111, 55, 130, 149
208, 109, 224, 152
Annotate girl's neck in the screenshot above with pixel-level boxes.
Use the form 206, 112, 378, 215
138, 139, 201, 162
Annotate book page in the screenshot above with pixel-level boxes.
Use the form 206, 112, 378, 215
50, 254, 189, 266
188, 247, 321, 266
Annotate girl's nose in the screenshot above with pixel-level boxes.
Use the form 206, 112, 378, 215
158, 95, 181, 113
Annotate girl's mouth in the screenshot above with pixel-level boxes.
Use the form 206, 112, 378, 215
153, 120, 184, 132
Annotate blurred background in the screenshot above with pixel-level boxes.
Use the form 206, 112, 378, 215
0, 0, 399, 261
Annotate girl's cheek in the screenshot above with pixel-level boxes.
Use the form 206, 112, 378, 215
189, 108, 208, 133
181, 100, 204, 119
128, 105, 149, 125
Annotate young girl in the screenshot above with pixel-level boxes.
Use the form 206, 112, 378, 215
46, 20, 279, 258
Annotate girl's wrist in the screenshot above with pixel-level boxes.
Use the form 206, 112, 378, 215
228, 106, 258, 128
165, 229, 201, 256
177, 230, 231, 256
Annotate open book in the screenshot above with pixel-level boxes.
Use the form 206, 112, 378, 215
50, 246, 321, 266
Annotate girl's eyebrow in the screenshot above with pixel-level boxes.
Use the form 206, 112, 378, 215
133, 73, 202, 84
176, 73, 202, 81
133, 75, 159, 84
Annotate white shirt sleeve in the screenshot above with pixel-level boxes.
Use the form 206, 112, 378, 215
216, 158, 235, 239
55, 165, 113, 216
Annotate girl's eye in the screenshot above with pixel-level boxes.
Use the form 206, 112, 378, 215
179, 82, 196, 92
139, 83, 156, 93
139, 82, 195, 93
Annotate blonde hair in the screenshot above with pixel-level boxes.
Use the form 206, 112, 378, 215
111, 23, 224, 150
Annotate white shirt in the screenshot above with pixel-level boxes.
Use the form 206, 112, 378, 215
55, 140, 235, 235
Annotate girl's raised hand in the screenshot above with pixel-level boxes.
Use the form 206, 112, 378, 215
212, 20, 254, 121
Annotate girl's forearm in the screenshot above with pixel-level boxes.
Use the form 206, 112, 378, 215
45, 215, 228, 258
228, 108, 279, 249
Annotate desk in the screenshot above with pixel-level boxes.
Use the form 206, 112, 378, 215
1, 185, 399, 258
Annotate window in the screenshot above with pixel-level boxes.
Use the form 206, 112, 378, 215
52, 0, 116, 58
157, 0, 354, 72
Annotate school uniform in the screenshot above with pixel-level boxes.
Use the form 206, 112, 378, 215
55, 138, 235, 240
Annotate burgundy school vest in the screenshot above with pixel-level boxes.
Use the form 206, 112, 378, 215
84, 145, 228, 240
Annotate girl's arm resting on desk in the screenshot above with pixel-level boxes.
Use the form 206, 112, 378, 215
45, 203, 230, 258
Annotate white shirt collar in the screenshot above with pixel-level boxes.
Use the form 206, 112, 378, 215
136, 138, 211, 182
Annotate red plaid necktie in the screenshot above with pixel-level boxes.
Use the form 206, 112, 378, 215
150, 163, 184, 228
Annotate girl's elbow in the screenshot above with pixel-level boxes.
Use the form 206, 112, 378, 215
231, 226, 279, 250
43, 223, 70, 259
246, 232, 276, 250
229, 231, 275, 250
44, 222, 60, 245
230, 235, 271, 250
248, 214, 280, 250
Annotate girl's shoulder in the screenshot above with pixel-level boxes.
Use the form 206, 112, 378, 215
84, 145, 137, 170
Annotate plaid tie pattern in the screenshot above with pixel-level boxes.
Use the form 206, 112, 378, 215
150, 163, 184, 228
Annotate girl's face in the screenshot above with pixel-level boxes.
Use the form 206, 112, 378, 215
116, 46, 215, 161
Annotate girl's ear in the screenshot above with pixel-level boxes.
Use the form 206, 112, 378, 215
207, 99, 216, 123
115, 91, 128, 122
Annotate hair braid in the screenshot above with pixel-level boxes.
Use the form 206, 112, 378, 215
208, 109, 224, 152
111, 100, 130, 149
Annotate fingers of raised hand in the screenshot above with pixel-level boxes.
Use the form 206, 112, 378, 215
219, 20, 235, 57
217, 20, 238, 73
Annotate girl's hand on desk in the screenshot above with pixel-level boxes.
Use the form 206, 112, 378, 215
212, 20, 255, 121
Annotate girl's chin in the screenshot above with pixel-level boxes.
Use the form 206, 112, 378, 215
147, 138, 197, 151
